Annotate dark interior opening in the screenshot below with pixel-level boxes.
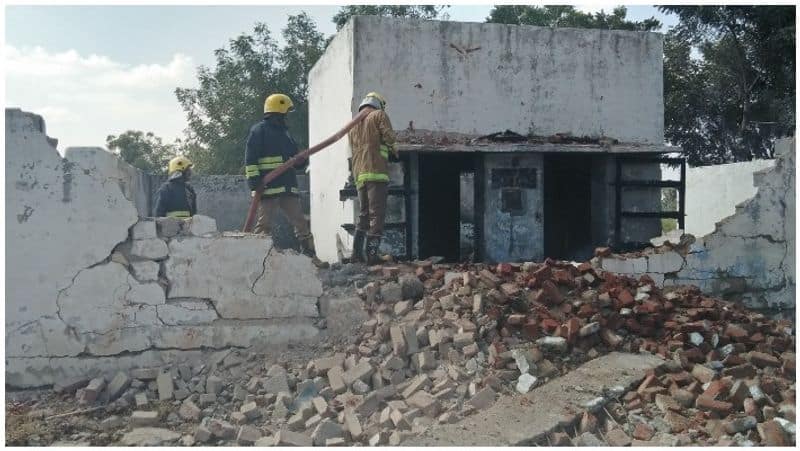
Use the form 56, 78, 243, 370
544, 153, 593, 261
418, 152, 475, 262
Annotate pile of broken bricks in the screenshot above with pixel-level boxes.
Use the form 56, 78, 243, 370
36, 252, 796, 446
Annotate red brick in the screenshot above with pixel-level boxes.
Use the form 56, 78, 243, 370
540, 280, 562, 305
594, 247, 612, 257
532, 266, 551, 280
632, 423, 655, 441
743, 398, 759, 417
722, 363, 757, 379
655, 394, 682, 413
757, 420, 788, 446
577, 304, 595, 317
683, 348, 705, 363
540, 318, 560, 333
723, 354, 746, 367
500, 283, 520, 298
750, 332, 765, 343
691, 364, 716, 384
522, 320, 539, 338
625, 398, 643, 410
636, 300, 662, 314
695, 396, 733, 416
724, 324, 749, 340
623, 391, 639, 403
668, 371, 693, 387
496, 263, 513, 275
565, 318, 581, 343
617, 289, 635, 307
728, 380, 749, 408
637, 374, 657, 394
577, 262, 593, 273
641, 386, 668, 402
664, 411, 690, 433
699, 299, 716, 308
702, 380, 730, 400
506, 314, 526, 326
747, 351, 781, 368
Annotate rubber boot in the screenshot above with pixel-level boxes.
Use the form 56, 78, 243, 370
365, 235, 382, 265
300, 235, 328, 269
350, 230, 366, 263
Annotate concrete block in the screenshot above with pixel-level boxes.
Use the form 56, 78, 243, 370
157, 372, 173, 400
131, 261, 160, 281
327, 366, 347, 394
131, 220, 157, 240
185, 215, 218, 236
236, 425, 262, 445
131, 411, 159, 426
647, 251, 684, 274
131, 238, 169, 260
107, 372, 131, 401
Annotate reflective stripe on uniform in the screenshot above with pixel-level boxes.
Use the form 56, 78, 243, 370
250, 187, 299, 197
258, 156, 284, 170
380, 144, 389, 159
245, 164, 260, 177
167, 210, 191, 218
356, 172, 390, 187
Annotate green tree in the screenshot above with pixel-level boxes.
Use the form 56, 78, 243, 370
175, 13, 325, 174
486, 5, 660, 31
106, 130, 177, 174
332, 5, 448, 31
659, 6, 795, 165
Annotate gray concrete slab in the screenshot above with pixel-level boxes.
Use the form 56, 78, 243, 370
405, 352, 664, 446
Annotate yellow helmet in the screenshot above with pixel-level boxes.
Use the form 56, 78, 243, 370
264, 93, 295, 114
168, 156, 193, 175
359, 91, 387, 111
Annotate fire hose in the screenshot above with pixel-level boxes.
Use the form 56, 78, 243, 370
242, 108, 372, 232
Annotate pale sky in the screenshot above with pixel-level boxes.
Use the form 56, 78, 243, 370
5, 4, 677, 150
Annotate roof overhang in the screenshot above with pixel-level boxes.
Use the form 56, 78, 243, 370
396, 142, 681, 154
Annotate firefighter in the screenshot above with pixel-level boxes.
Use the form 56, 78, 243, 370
245, 93, 319, 260
155, 156, 197, 218
348, 91, 397, 264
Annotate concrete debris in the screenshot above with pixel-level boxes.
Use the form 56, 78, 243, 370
6, 256, 796, 447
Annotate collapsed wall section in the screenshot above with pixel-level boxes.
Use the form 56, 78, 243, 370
5, 109, 324, 388
594, 138, 796, 316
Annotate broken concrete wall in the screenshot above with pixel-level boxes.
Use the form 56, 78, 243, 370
6, 109, 323, 388
685, 159, 776, 237
596, 138, 795, 316
308, 19, 357, 263
63, 146, 156, 218
65, 147, 309, 239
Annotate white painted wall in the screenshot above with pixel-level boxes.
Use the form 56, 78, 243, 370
685, 159, 775, 237
308, 20, 357, 263
350, 16, 663, 143
6, 109, 325, 387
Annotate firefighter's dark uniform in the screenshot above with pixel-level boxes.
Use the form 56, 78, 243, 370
154, 176, 197, 218
244, 113, 312, 244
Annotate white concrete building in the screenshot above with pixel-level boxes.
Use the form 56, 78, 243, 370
309, 16, 674, 264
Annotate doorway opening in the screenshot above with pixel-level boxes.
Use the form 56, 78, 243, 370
544, 154, 593, 261
418, 152, 476, 262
